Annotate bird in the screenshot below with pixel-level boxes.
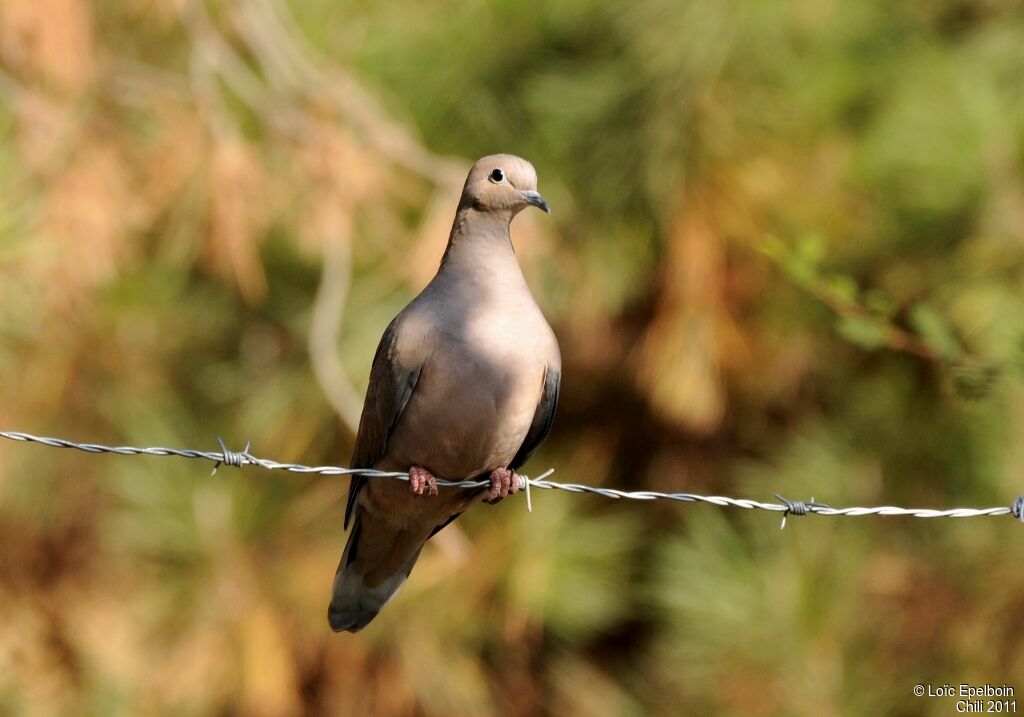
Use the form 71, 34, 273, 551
328, 154, 561, 632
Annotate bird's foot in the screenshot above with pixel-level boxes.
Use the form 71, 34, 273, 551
484, 467, 521, 504
409, 466, 439, 496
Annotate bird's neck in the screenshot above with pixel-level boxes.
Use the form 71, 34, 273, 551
436, 207, 524, 282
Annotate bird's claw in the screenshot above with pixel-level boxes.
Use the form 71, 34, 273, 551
484, 467, 520, 504
409, 466, 438, 496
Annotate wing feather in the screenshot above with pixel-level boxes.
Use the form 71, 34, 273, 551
344, 315, 423, 528
510, 360, 561, 471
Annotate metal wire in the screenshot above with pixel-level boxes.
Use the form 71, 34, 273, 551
2, 430, 1021, 528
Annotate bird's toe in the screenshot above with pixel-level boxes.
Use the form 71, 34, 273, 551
409, 466, 438, 496
486, 467, 516, 503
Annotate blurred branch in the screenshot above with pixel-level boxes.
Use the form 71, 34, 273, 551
181, 0, 263, 136
308, 236, 363, 435
0, 64, 92, 181
231, 0, 304, 91
192, 0, 468, 433
803, 275, 938, 361
759, 236, 1019, 400
231, 0, 466, 188
15, 0, 473, 437
760, 235, 955, 362
107, 60, 194, 105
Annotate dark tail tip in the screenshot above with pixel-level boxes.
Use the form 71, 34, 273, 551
328, 602, 377, 633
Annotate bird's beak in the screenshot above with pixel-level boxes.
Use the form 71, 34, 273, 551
521, 190, 550, 214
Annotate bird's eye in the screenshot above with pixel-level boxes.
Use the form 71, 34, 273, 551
489, 168, 505, 183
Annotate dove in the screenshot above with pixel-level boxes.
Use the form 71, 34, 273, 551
328, 154, 560, 632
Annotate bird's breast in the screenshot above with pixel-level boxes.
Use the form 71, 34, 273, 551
384, 300, 552, 480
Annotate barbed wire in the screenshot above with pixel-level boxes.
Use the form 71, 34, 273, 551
2, 430, 1021, 528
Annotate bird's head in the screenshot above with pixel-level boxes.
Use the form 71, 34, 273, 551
460, 154, 550, 217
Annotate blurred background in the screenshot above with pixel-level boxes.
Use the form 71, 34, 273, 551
1, 0, 1023, 714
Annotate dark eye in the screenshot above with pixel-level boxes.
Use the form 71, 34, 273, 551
489, 168, 505, 183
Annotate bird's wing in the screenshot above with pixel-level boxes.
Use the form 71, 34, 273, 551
510, 356, 561, 472
344, 314, 423, 528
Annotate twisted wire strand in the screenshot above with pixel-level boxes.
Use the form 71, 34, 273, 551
2, 430, 1020, 525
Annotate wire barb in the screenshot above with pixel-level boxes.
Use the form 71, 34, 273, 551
774, 495, 830, 529
1012, 496, 1024, 524
212, 437, 251, 474
1, 430, 1021, 525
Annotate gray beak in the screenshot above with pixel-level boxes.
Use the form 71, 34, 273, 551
521, 190, 550, 214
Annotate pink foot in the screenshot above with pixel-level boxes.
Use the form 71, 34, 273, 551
409, 466, 438, 496
484, 467, 521, 504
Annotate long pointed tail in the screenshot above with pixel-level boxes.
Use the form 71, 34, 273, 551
328, 513, 427, 633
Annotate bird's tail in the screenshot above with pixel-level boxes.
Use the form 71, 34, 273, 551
328, 512, 427, 633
